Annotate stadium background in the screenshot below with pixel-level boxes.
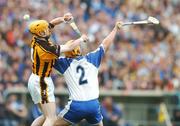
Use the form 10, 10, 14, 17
0, 0, 180, 126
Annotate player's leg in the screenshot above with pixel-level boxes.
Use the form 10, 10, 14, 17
30, 102, 56, 126
31, 115, 45, 126
31, 103, 56, 126
40, 77, 57, 126
54, 116, 71, 126
40, 102, 57, 126
31, 104, 45, 126
28, 75, 57, 126
28, 75, 45, 126
30, 103, 56, 126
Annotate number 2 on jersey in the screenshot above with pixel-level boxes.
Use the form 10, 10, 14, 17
76, 65, 88, 85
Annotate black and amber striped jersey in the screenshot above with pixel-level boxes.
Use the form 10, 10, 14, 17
31, 37, 60, 77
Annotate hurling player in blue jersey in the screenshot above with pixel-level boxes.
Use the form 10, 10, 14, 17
53, 21, 123, 126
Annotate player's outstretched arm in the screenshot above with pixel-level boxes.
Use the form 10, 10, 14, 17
102, 21, 123, 52
34, 34, 88, 59
50, 12, 73, 26
60, 34, 88, 53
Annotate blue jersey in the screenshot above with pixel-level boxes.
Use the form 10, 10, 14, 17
54, 45, 105, 101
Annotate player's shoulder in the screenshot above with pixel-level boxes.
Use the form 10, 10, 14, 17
85, 45, 105, 59
56, 56, 83, 65
57, 56, 72, 62
87, 44, 105, 55
54, 56, 73, 73
85, 45, 105, 68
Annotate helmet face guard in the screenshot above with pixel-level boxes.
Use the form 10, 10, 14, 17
64, 40, 81, 58
29, 20, 51, 38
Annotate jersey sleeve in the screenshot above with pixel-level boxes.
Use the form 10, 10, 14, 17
35, 38, 60, 58
53, 57, 73, 74
86, 44, 105, 68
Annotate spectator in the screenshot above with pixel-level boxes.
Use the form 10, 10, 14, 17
0, 92, 6, 126
101, 96, 122, 126
5, 94, 27, 126
172, 108, 180, 126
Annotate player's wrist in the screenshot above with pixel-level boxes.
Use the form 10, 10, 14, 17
64, 18, 73, 24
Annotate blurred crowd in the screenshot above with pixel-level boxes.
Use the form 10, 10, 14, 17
0, 0, 180, 125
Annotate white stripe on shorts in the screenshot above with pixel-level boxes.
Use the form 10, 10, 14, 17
59, 100, 72, 117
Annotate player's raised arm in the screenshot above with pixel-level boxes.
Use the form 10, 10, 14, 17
50, 12, 73, 26
102, 21, 123, 52
60, 34, 88, 53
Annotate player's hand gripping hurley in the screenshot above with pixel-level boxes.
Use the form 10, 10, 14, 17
64, 13, 88, 42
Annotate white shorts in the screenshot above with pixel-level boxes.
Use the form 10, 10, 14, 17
28, 73, 55, 104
